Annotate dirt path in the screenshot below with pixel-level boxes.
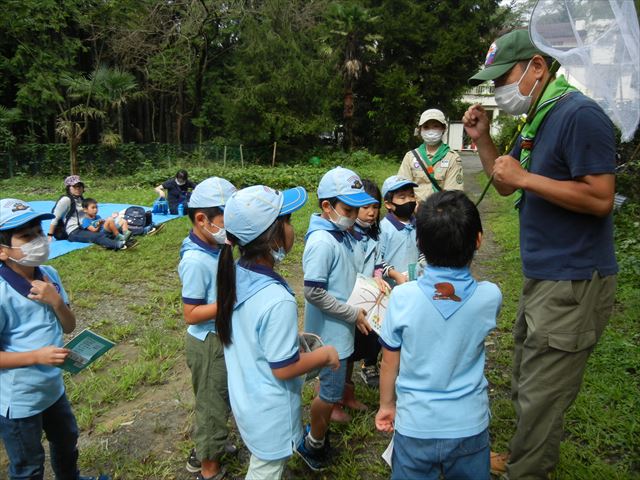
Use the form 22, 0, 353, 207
461, 153, 501, 281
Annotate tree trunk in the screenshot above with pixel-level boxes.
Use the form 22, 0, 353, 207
70, 135, 79, 175
118, 104, 124, 142
343, 87, 354, 152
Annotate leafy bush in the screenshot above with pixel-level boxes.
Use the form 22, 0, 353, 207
492, 114, 522, 154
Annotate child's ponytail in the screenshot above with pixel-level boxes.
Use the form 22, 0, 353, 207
216, 237, 237, 346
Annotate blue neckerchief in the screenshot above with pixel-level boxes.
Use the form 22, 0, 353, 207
0, 264, 59, 298
350, 228, 364, 241
180, 230, 220, 259
234, 260, 295, 308
385, 212, 415, 231
417, 266, 477, 320
305, 213, 352, 249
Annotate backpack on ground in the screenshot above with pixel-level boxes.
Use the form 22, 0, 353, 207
51, 195, 76, 240
152, 197, 169, 215
123, 206, 154, 236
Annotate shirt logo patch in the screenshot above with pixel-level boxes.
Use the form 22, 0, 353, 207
413, 161, 421, 169
485, 42, 497, 66
433, 282, 461, 302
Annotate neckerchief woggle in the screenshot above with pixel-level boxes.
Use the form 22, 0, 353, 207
514, 75, 578, 208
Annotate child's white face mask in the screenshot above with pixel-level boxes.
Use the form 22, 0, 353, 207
205, 223, 227, 245
3, 235, 50, 266
330, 205, 356, 231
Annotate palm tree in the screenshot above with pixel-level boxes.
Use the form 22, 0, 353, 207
56, 66, 141, 173
320, 2, 381, 151
90, 66, 143, 144
57, 74, 104, 174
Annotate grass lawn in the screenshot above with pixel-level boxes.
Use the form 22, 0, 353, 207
0, 158, 637, 479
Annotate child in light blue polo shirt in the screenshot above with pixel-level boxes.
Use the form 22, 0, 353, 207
215, 185, 339, 480
299, 167, 376, 471
0, 198, 109, 480
375, 190, 502, 480
376, 175, 420, 282
178, 177, 237, 480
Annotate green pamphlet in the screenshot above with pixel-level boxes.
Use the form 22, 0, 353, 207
60, 329, 115, 374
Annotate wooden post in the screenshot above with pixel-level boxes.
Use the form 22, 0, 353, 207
271, 142, 277, 167
240, 144, 244, 167
223, 145, 227, 167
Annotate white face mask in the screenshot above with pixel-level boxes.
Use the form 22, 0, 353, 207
4, 235, 50, 267
176, 178, 186, 186
355, 218, 372, 229
271, 246, 286, 264
494, 60, 539, 116
330, 205, 356, 231
421, 129, 444, 146
205, 223, 227, 245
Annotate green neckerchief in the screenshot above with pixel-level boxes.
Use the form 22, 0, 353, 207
515, 75, 578, 208
417, 142, 450, 167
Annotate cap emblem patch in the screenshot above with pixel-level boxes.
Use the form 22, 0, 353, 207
485, 42, 497, 66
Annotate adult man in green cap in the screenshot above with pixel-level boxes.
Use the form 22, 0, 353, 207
463, 29, 618, 479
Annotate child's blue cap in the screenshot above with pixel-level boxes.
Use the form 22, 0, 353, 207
0, 198, 55, 231
317, 167, 377, 207
224, 185, 307, 246
188, 177, 237, 209
382, 175, 418, 198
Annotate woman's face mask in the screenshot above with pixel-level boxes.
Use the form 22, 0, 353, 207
494, 60, 539, 116
421, 129, 444, 146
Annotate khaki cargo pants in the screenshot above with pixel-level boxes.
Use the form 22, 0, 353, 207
186, 332, 230, 462
506, 272, 616, 479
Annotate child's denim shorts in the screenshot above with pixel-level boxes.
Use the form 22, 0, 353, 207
318, 359, 348, 403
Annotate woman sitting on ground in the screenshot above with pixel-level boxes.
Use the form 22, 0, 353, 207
47, 175, 130, 250
154, 169, 196, 215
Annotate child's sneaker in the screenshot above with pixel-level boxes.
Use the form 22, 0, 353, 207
123, 230, 133, 242
360, 364, 380, 387
295, 425, 329, 471
186, 448, 201, 473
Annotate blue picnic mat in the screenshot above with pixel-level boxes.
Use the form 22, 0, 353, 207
29, 201, 181, 259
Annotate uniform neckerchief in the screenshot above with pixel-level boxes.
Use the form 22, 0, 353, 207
417, 143, 450, 192
416, 265, 477, 320
0, 264, 60, 298
417, 142, 450, 167
515, 75, 578, 208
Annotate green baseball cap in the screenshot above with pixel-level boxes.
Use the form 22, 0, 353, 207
469, 29, 545, 86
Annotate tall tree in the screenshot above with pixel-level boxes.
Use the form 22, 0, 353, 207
0, 0, 88, 142
89, 65, 142, 144
221, 0, 334, 147
320, 2, 381, 151
363, 0, 505, 153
